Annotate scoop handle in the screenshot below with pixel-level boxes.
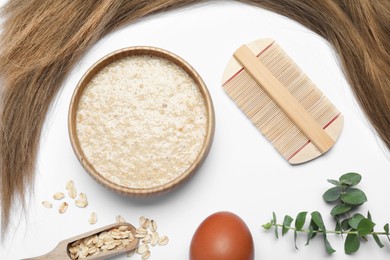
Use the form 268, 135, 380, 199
22, 240, 69, 259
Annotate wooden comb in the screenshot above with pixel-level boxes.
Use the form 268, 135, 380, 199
222, 39, 343, 164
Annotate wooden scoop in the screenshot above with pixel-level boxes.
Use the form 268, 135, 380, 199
23, 222, 139, 260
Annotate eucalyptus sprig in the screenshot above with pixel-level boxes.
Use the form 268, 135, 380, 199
262, 172, 390, 254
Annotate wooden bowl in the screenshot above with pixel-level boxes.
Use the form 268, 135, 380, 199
68, 46, 215, 197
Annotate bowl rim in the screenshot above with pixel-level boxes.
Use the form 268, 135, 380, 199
68, 46, 215, 197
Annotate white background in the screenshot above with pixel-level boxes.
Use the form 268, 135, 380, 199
1, 1, 390, 260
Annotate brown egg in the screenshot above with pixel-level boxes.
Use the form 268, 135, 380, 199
190, 211, 255, 260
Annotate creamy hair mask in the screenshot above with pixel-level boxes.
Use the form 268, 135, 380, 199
69, 47, 215, 196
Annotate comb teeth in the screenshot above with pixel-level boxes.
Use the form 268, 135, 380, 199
223, 39, 342, 163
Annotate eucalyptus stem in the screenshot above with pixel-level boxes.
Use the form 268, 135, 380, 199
262, 172, 390, 255
269, 223, 388, 236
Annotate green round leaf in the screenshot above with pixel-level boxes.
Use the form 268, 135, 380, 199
357, 218, 375, 236
294, 231, 299, 250
306, 220, 319, 245
327, 179, 340, 186
384, 223, 389, 235
335, 221, 341, 231
345, 233, 360, 254
262, 222, 273, 230
273, 212, 279, 239
295, 211, 308, 231
348, 213, 365, 229
324, 237, 336, 255
341, 218, 351, 231
311, 211, 326, 231
282, 215, 293, 236
323, 187, 342, 202
341, 188, 367, 205
373, 233, 384, 248
339, 172, 362, 186
331, 204, 352, 216
384, 224, 390, 241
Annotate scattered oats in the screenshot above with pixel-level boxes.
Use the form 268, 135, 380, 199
135, 233, 146, 239
133, 216, 170, 257
65, 179, 77, 199
139, 216, 147, 227
136, 244, 149, 255
142, 234, 152, 244
150, 220, 157, 232
150, 232, 159, 247
141, 251, 151, 260
79, 192, 87, 200
68, 185, 77, 199
45, 180, 91, 217
58, 202, 68, 214
75, 193, 88, 208
75, 200, 88, 208
137, 228, 148, 235
158, 235, 169, 246
42, 201, 52, 208
53, 192, 65, 200
89, 212, 97, 225
116, 215, 126, 223
66, 180, 74, 189
135, 228, 147, 239
141, 218, 150, 229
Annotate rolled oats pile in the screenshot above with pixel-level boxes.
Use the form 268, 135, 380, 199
68, 224, 135, 259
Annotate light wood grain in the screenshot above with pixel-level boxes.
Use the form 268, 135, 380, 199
222, 39, 343, 164
233, 44, 334, 153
